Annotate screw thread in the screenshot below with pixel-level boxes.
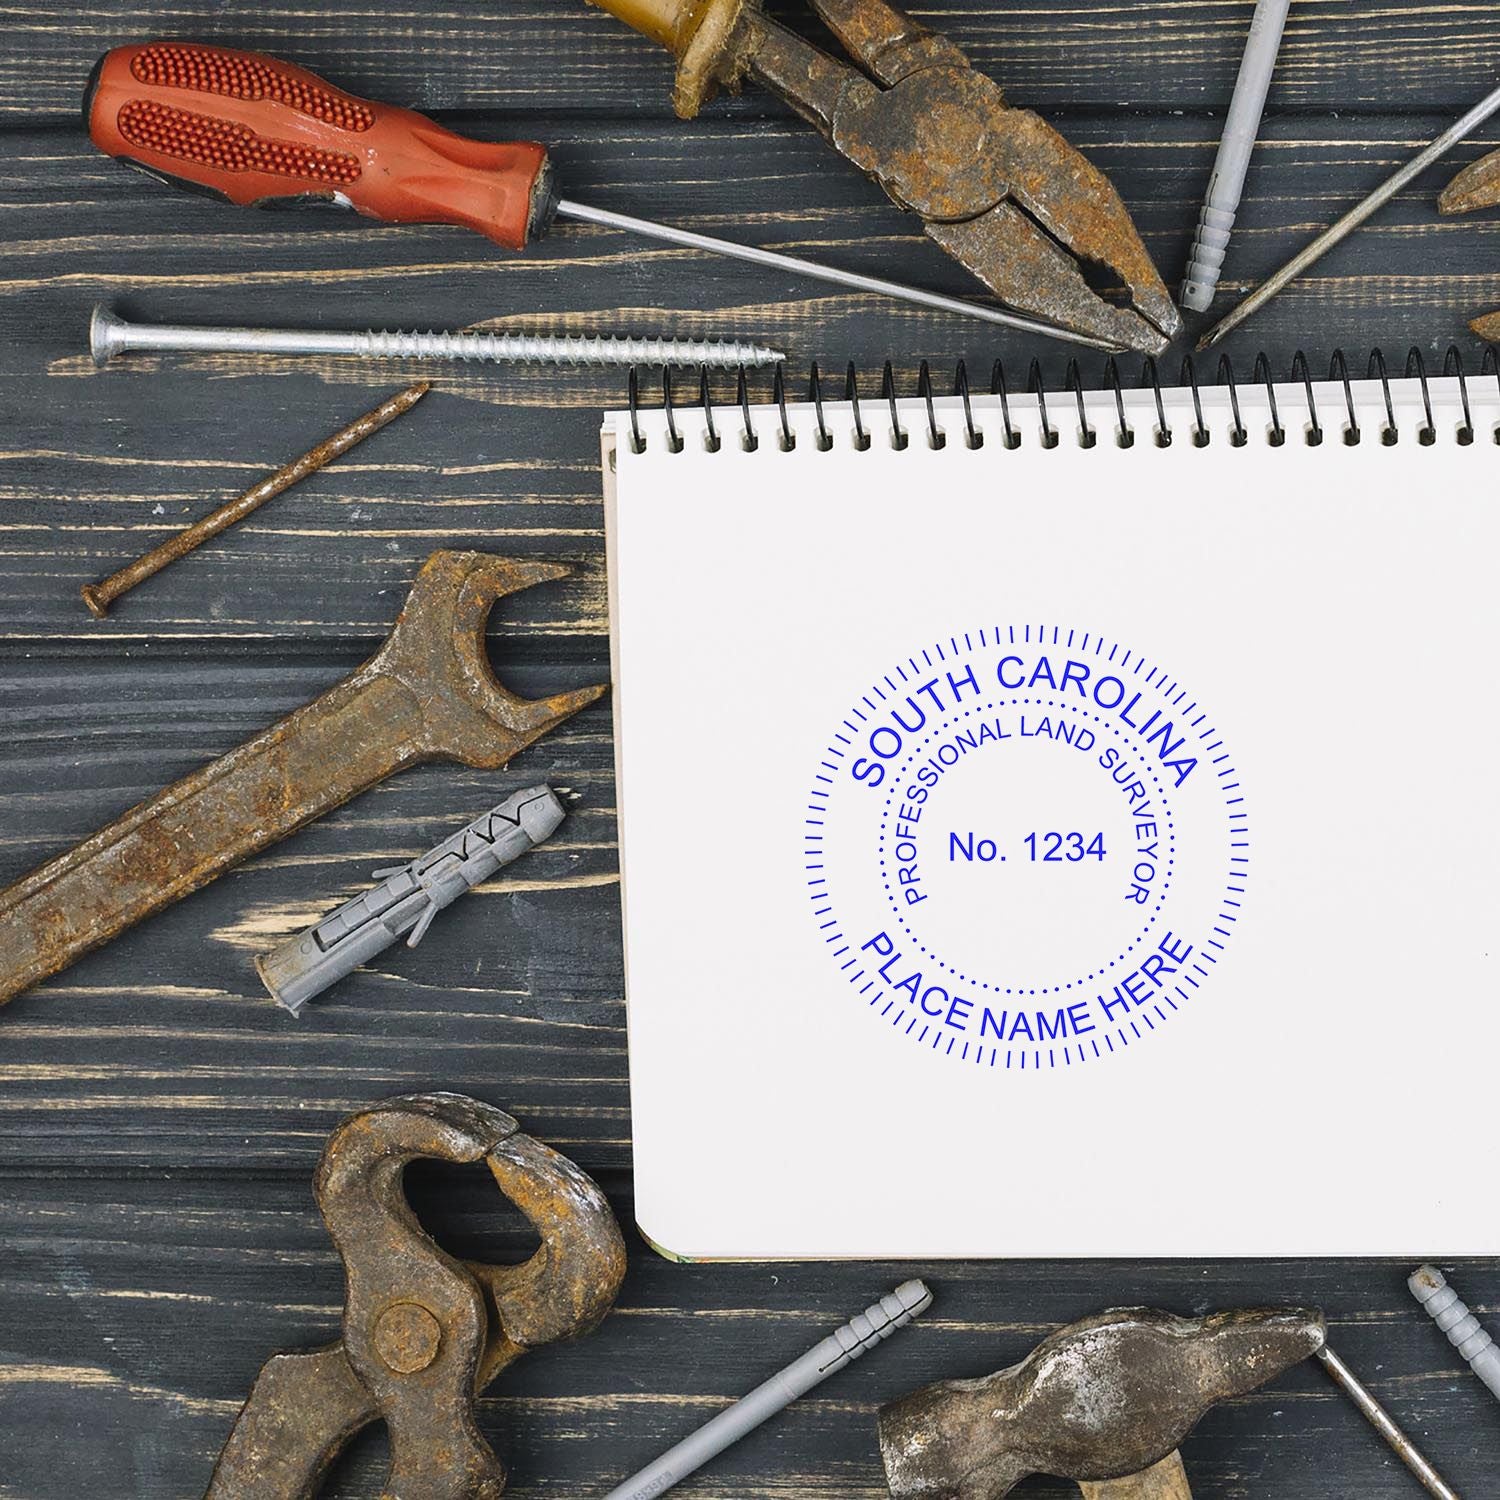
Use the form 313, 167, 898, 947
354, 328, 779, 369
836, 1280, 931, 1360
1181, 205, 1237, 312
1410, 1265, 1500, 1402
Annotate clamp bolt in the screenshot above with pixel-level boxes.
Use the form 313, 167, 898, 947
374, 1302, 443, 1373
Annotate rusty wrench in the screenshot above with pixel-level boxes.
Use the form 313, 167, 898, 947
0, 552, 604, 1007
205, 1092, 627, 1498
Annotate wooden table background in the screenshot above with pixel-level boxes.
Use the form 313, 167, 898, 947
2, 1, 1498, 1495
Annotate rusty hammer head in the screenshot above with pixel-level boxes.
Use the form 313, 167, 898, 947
878, 1307, 1326, 1500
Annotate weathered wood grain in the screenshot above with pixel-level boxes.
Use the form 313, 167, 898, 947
5, 116, 1500, 653
0, 662, 624, 1170
6, 0, 1500, 122
1, 1176, 1495, 1498
4, 0, 1500, 1496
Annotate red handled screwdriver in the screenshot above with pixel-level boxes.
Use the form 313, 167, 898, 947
84, 41, 1113, 348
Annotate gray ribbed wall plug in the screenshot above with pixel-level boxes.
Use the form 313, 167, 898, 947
1410, 1264, 1500, 1404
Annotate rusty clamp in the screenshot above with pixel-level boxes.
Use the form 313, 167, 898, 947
205, 1093, 627, 1500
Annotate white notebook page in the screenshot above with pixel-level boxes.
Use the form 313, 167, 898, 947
604, 372, 1500, 1259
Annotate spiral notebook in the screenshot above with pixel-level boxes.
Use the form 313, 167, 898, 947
602, 357, 1500, 1260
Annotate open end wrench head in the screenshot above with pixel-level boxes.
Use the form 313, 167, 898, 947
377, 551, 608, 769
0, 554, 601, 1012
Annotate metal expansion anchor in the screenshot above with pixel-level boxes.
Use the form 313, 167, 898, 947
0, 551, 604, 1007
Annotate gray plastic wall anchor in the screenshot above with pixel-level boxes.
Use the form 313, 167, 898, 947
1409, 1264, 1500, 1403
1181, 205, 1237, 313
600, 1280, 933, 1500
257, 784, 566, 1016
1179, 0, 1292, 312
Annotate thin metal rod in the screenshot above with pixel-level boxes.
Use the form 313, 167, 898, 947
1315, 1345, 1463, 1500
557, 198, 1122, 353
1179, 0, 1292, 311
80, 383, 430, 618
1198, 79, 1500, 349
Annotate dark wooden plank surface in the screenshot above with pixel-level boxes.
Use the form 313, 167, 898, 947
8, 0, 1500, 119
2, 1, 1498, 1495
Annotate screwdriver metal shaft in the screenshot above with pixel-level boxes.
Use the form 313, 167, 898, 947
556, 200, 1122, 351
87, 42, 1120, 352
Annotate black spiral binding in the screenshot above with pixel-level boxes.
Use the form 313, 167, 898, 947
626, 347, 1496, 452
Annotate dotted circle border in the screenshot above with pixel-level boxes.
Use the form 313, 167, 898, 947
803, 624, 1250, 1072
875, 695, 1176, 994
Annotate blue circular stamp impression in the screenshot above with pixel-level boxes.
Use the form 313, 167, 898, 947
805, 626, 1247, 1070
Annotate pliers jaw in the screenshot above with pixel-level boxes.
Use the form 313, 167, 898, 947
919, 122, 1184, 356
592, 0, 1180, 352
1440, 149, 1500, 340
1439, 150, 1500, 216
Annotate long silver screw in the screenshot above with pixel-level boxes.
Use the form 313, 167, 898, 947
89, 306, 783, 370
1411, 1265, 1500, 1404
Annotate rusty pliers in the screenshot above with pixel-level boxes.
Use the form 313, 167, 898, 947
205, 1094, 627, 1500
1440, 149, 1500, 339
587, 0, 1181, 353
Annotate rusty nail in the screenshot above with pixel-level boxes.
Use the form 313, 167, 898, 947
80, 381, 430, 618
